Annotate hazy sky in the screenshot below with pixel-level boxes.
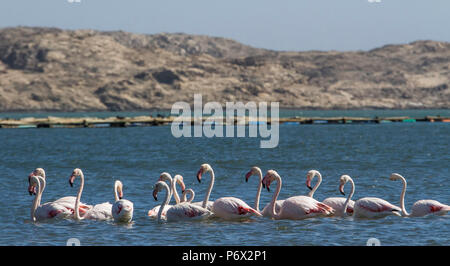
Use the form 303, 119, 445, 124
1, 0, 449, 51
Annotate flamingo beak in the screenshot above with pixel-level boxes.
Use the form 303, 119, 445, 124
306, 179, 312, 190
262, 175, 271, 192
69, 175, 75, 187
339, 184, 345, 196
196, 169, 203, 183
245, 171, 252, 182
180, 183, 186, 194
28, 185, 35, 195
119, 191, 123, 200
153, 190, 158, 201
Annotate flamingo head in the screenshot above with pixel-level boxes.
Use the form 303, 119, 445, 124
306, 170, 319, 190
389, 173, 404, 181
152, 181, 166, 201
262, 170, 279, 192
28, 168, 45, 195
197, 163, 211, 183
158, 172, 172, 183
28, 175, 40, 195
339, 175, 351, 195
245, 166, 261, 182
174, 174, 186, 193
69, 168, 83, 187
115, 180, 124, 199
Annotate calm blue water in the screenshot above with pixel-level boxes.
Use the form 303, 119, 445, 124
0, 113, 449, 246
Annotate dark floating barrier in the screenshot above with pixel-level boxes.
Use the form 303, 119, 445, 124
0, 115, 448, 129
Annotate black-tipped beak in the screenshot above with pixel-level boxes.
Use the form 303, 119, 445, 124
340, 191, 345, 196
307, 185, 313, 191
69, 180, 73, 187
196, 169, 202, 183
262, 183, 265, 189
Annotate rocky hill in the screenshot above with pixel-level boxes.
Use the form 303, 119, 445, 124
0, 26, 449, 111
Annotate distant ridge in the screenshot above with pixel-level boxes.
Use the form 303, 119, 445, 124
0, 26, 449, 111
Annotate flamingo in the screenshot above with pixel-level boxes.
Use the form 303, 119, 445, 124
152, 181, 213, 223
245, 166, 284, 217
197, 163, 262, 220
262, 170, 335, 220
148, 173, 186, 218
112, 180, 134, 223
69, 168, 113, 221
353, 177, 402, 218
28, 175, 74, 222
27, 168, 92, 214
193, 164, 216, 211
322, 175, 355, 217
305, 170, 355, 216
390, 173, 450, 217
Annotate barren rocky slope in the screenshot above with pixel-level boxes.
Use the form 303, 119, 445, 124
0, 26, 449, 111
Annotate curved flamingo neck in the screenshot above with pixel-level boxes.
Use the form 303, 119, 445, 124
182, 189, 195, 203
254, 168, 263, 211
157, 182, 172, 223
270, 175, 282, 218
114, 181, 120, 202
171, 176, 181, 204
342, 178, 355, 216
30, 176, 41, 222
74, 171, 85, 220
203, 168, 215, 209
397, 175, 410, 216
37, 176, 46, 207
308, 171, 322, 198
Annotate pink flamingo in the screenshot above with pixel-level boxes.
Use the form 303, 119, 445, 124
112, 180, 134, 223
322, 175, 355, 216
262, 170, 335, 220
152, 181, 213, 223
353, 176, 402, 218
69, 168, 113, 221
306, 170, 355, 216
28, 168, 92, 215
390, 173, 450, 217
245, 166, 284, 217
197, 164, 262, 219
28, 175, 73, 222
148, 173, 186, 218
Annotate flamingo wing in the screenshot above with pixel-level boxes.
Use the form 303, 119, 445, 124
279, 196, 334, 220
166, 203, 213, 221
212, 197, 262, 219
85, 202, 113, 220
323, 197, 355, 215
411, 200, 450, 217
35, 202, 73, 221
354, 197, 401, 218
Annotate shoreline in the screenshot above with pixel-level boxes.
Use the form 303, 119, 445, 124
1, 114, 449, 129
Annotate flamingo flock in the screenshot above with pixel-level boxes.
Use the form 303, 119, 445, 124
26, 164, 449, 224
